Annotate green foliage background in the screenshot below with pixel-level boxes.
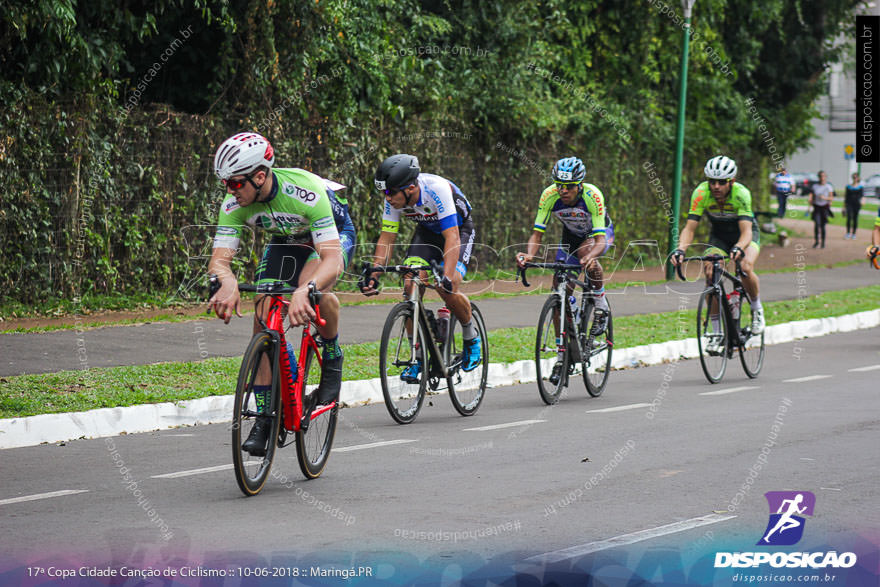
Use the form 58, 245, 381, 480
0, 0, 858, 305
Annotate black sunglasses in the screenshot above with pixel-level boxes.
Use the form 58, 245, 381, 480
708, 179, 730, 186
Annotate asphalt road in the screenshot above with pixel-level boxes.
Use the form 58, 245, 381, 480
0, 264, 873, 376
1, 330, 878, 582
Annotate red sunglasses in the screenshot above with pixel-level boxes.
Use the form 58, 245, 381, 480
222, 173, 255, 191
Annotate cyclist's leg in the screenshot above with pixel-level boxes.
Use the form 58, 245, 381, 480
741, 236, 764, 334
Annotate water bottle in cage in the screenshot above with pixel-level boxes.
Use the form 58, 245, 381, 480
568, 295, 580, 325
436, 307, 451, 343
727, 290, 741, 320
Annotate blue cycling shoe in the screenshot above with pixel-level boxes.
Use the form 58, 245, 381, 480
400, 360, 422, 383
462, 337, 482, 372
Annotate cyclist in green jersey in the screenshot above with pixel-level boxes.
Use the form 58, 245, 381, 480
208, 132, 345, 456
671, 155, 765, 345
516, 157, 615, 385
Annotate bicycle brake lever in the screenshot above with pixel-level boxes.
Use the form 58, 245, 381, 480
517, 266, 531, 288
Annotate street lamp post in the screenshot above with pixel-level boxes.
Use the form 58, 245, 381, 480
667, 0, 697, 280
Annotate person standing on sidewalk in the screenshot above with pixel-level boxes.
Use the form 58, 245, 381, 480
844, 173, 864, 240
809, 171, 834, 248
773, 168, 794, 218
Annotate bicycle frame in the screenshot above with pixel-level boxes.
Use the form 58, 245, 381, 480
364, 263, 451, 380
680, 255, 749, 351
245, 285, 332, 434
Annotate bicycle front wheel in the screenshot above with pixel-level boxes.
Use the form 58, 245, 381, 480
697, 289, 728, 383
738, 296, 765, 378
446, 303, 488, 416
296, 342, 337, 479
379, 302, 427, 424
583, 302, 613, 397
232, 331, 282, 496
536, 296, 568, 405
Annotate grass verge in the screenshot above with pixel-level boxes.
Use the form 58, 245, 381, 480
3, 285, 879, 418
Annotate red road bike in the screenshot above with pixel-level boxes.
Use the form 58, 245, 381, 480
210, 277, 338, 496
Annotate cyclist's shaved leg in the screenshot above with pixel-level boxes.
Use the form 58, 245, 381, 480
740, 244, 761, 302
441, 270, 472, 325
298, 258, 343, 406
298, 259, 340, 339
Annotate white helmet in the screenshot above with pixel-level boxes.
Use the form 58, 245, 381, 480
704, 155, 737, 180
214, 132, 275, 180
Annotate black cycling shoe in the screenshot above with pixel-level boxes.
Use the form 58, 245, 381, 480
242, 417, 271, 457
548, 361, 564, 386
316, 353, 343, 405
590, 309, 609, 336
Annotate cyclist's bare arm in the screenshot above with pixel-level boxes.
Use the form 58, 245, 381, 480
208, 246, 241, 323
440, 225, 462, 286
673, 219, 700, 265
734, 219, 753, 259
363, 230, 397, 296
516, 230, 544, 267
288, 239, 343, 325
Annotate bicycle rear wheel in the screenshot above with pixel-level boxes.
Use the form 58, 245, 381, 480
232, 331, 282, 496
379, 302, 427, 424
583, 301, 613, 397
296, 341, 337, 479
697, 289, 728, 383
738, 295, 765, 378
536, 296, 568, 405
446, 303, 488, 416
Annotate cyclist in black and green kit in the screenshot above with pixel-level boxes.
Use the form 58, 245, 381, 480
208, 132, 350, 456
671, 155, 765, 352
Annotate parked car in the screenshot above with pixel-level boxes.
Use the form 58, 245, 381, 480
860, 174, 880, 198
790, 172, 819, 196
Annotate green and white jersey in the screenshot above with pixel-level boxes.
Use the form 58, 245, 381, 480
687, 181, 756, 242
213, 168, 339, 250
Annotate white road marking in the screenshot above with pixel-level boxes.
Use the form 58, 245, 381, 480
0, 490, 89, 506
464, 420, 546, 431
699, 386, 760, 396
152, 464, 232, 479
525, 514, 736, 564
782, 375, 832, 383
585, 403, 651, 414
820, 487, 842, 491
334, 439, 418, 452
848, 364, 880, 372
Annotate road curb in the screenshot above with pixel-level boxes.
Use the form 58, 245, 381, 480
2, 309, 878, 449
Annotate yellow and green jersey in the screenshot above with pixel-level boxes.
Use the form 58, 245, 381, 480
532, 183, 609, 238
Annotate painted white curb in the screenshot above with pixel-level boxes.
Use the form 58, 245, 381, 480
2, 309, 878, 450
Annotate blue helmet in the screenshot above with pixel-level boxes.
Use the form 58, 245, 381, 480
552, 157, 586, 183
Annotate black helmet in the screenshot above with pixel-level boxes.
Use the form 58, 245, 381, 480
375, 154, 420, 192
551, 157, 586, 183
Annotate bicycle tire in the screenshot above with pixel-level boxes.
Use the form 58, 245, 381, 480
232, 331, 282, 496
583, 301, 613, 397
738, 295, 765, 378
447, 303, 488, 416
536, 296, 568, 405
296, 341, 337, 479
379, 302, 427, 424
696, 288, 728, 383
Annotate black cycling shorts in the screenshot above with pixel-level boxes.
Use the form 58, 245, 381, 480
403, 218, 476, 277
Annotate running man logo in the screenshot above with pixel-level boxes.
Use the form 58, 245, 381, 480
758, 491, 816, 546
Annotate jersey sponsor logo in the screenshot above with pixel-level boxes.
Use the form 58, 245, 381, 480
312, 216, 334, 229
224, 200, 240, 213
216, 226, 238, 235
283, 184, 319, 206
405, 211, 439, 223
429, 191, 446, 213
254, 212, 308, 231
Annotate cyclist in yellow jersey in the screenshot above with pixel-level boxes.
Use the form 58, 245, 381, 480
516, 157, 615, 385
671, 155, 765, 346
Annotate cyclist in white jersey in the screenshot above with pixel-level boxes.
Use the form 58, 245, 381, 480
361, 154, 481, 375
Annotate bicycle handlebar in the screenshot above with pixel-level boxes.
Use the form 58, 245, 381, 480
674, 254, 743, 282
207, 275, 326, 327
359, 261, 445, 290
515, 261, 582, 288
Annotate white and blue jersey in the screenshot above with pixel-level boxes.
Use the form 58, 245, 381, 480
381, 173, 472, 234
774, 173, 794, 194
